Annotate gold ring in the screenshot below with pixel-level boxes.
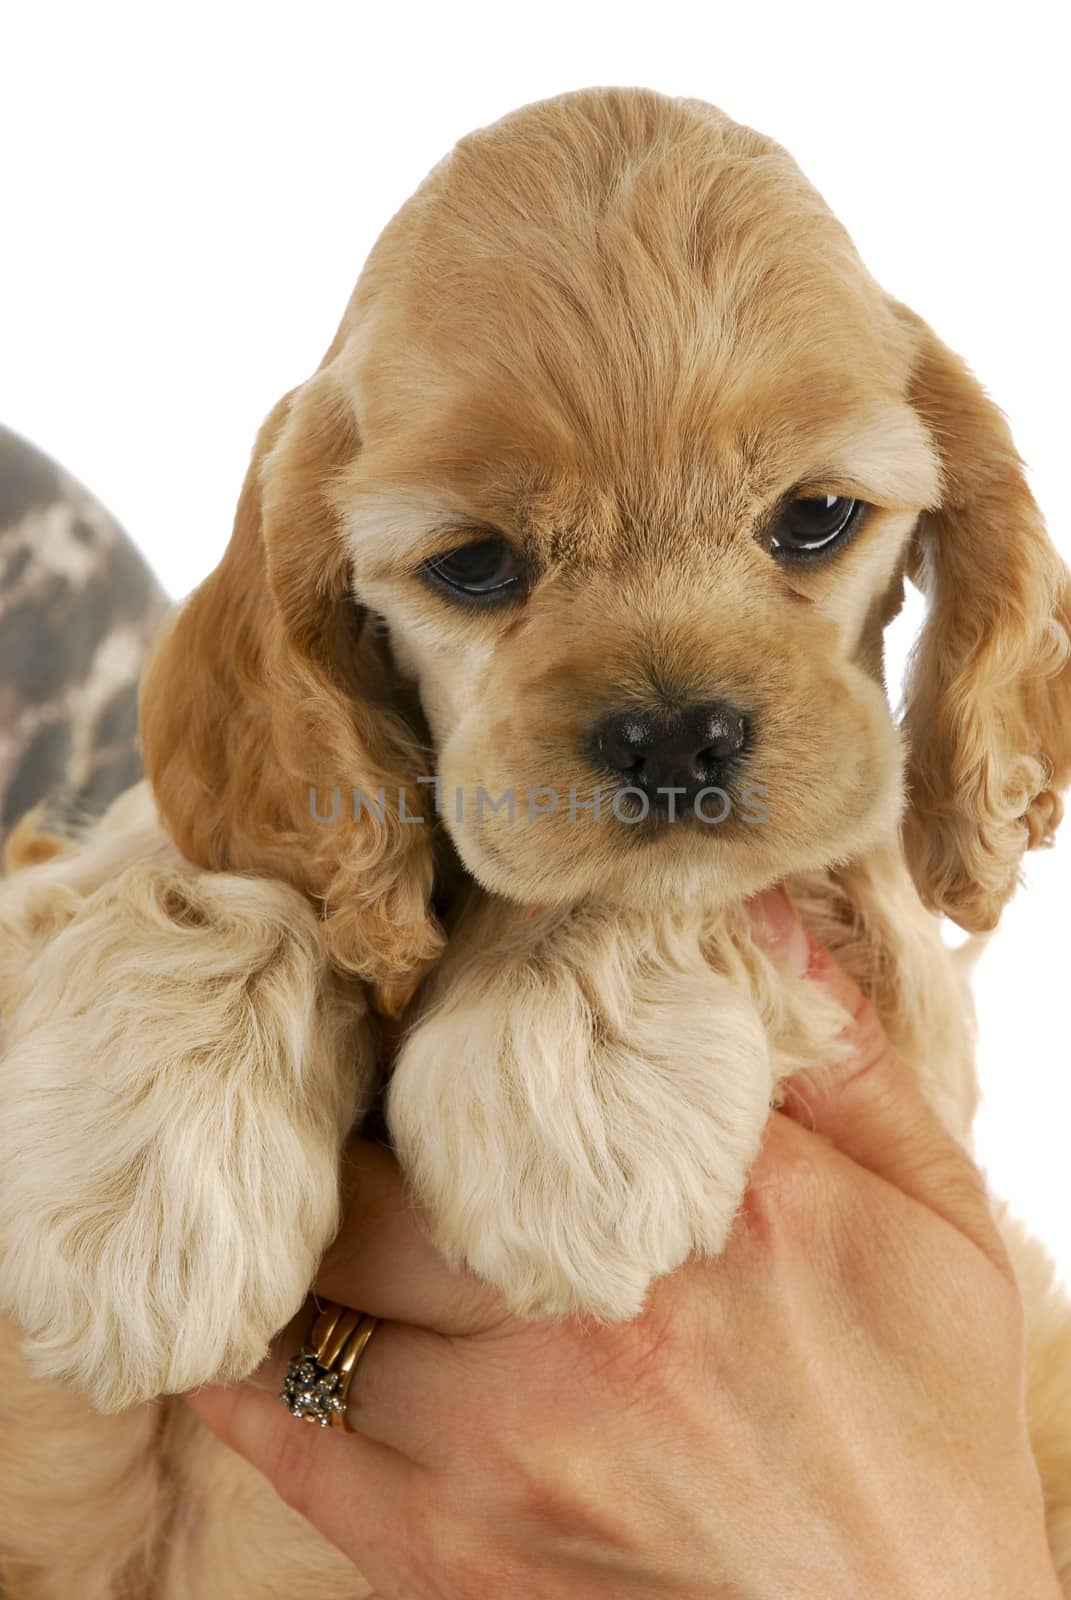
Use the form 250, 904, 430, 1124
279, 1300, 380, 1430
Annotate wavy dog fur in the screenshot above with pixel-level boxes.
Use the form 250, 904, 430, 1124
2, 89, 1071, 1597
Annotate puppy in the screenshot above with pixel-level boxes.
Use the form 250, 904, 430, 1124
2, 88, 1070, 1598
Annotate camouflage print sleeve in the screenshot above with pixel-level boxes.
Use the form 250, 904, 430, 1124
0, 424, 170, 839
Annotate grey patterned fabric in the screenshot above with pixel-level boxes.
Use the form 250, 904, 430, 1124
0, 424, 168, 838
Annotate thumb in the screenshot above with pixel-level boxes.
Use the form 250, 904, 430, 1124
751, 890, 1009, 1278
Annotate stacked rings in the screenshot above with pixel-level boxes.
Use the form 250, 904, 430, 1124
280, 1301, 380, 1430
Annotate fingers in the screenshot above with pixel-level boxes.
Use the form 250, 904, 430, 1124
752, 891, 1010, 1278
315, 1140, 509, 1337
183, 1379, 421, 1572
245, 1303, 463, 1463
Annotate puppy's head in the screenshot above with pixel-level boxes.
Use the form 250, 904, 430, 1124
141, 88, 1071, 988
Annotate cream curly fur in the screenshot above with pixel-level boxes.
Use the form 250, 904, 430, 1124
2, 87, 1071, 1597
389, 896, 850, 1321
0, 785, 374, 1412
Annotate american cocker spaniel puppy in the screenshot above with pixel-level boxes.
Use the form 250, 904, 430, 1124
2, 87, 1070, 1599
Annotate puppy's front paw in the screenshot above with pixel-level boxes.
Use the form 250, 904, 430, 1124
388, 906, 775, 1321
0, 861, 370, 1410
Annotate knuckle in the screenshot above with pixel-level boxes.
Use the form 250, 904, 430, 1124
580, 1290, 692, 1408
937, 1160, 987, 1220
743, 1132, 827, 1253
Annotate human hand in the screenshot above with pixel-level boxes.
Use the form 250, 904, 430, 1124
185, 893, 1061, 1599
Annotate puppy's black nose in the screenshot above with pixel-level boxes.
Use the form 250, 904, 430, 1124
590, 701, 749, 809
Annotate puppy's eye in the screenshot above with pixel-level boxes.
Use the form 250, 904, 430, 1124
771, 495, 863, 557
420, 538, 527, 603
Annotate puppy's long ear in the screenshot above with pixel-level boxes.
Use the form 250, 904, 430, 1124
140, 359, 443, 990
895, 301, 1071, 931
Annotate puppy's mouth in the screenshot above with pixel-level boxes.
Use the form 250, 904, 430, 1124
434, 768, 765, 858
605, 772, 764, 841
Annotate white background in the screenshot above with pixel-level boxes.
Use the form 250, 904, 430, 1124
2, 4, 1068, 1279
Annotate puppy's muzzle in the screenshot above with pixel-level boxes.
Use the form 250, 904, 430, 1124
589, 700, 750, 811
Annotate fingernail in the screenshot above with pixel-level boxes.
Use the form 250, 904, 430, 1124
747, 887, 811, 978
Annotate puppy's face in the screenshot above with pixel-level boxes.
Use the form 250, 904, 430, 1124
141, 90, 1069, 979
336, 109, 938, 911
